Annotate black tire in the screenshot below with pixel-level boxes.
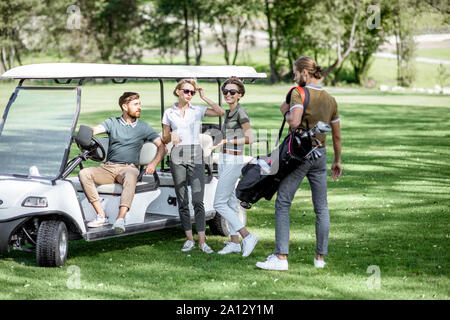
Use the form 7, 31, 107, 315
209, 206, 247, 237
36, 220, 68, 267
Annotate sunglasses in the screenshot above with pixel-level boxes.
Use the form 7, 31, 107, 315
222, 89, 240, 96
181, 89, 196, 96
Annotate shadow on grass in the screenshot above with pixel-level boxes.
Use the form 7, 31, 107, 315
1, 199, 447, 300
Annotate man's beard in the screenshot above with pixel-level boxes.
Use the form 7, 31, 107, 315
128, 110, 139, 119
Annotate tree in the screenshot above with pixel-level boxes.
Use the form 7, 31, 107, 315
264, 0, 279, 83
35, 0, 97, 62
391, 0, 449, 87
77, 0, 144, 63
267, 0, 403, 85
206, 0, 260, 65
0, 0, 41, 72
261, 0, 361, 83
263, 0, 309, 82
30, 0, 145, 63
392, 0, 418, 87
436, 63, 449, 92
260, 0, 316, 81
143, 0, 207, 65
423, 0, 450, 15
141, 1, 184, 63
320, 0, 360, 81
349, 0, 396, 84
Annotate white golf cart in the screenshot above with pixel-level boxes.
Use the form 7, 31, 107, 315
0, 63, 266, 267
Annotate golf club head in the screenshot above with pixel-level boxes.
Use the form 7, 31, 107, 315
316, 121, 332, 134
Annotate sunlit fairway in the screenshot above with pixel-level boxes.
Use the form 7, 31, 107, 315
0, 81, 449, 300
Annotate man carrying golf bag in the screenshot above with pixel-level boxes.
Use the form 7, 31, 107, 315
236, 86, 333, 207
256, 56, 342, 271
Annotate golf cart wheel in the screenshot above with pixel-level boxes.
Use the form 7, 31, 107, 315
209, 206, 247, 237
36, 220, 68, 267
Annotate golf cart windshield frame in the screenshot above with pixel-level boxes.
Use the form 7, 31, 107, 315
0, 80, 82, 184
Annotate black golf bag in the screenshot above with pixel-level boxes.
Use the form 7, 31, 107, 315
236, 86, 312, 208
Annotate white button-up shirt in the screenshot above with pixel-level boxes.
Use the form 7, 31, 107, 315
162, 103, 207, 145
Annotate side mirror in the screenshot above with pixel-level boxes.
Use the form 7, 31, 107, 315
75, 125, 93, 148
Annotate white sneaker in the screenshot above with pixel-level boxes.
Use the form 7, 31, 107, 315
256, 254, 289, 271
199, 242, 214, 254
242, 233, 259, 257
113, 218, 125, 233
181, 240, 195, 252
218, 241, 241, 255
314, 258, 326, 268
87, 215, 108, 228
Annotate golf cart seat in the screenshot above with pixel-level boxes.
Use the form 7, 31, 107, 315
70, 139, 160, 195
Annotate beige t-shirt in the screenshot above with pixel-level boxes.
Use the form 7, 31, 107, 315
289, 84, 340, 146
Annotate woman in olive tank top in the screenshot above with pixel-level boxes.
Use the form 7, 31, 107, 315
213, 77, 259, 257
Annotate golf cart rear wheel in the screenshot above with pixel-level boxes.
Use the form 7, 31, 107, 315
36, 220, 68, 267
209, 206, 247, 237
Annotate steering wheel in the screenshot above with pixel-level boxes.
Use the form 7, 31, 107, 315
76, 137, 106, 162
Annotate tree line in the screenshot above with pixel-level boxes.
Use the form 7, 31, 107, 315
0, 0, 448, 85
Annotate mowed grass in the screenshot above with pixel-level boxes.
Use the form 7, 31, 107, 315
416, 48, 450, 61
367, 57, 450, 89
0, 81, 449, 300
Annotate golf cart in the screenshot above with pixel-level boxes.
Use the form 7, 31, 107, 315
0, 63, 266, 267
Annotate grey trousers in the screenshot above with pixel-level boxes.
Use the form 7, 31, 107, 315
275, 147, 330, 255
170, 145, 206, 232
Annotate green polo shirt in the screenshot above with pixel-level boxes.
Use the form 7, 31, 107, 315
222, 104, 250, 152
101, 117, 159, 166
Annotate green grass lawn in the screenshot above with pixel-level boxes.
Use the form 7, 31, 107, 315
416, 48, 450, 61
389, 48, 450, 62
367, 56, 450, 89
0, 82, 449, 300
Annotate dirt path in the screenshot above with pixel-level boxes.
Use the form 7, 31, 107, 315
373, 52, 450, 65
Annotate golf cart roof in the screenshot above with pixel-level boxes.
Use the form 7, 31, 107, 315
1, 63, 267, 80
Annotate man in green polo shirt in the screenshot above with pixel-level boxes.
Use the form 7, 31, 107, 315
79, 92, 167, 233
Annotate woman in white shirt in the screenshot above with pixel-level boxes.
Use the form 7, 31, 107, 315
162, 79, 224, 254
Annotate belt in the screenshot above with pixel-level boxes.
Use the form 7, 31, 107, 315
222, 149, 243, 156
105, 161, 136, 167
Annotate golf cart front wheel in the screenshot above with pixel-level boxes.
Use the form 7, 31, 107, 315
36, 220, 68, 267
209, 206, 247, 237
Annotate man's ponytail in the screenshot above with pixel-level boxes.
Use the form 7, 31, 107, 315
294, 56, 322, 80
314, 65, 323, 80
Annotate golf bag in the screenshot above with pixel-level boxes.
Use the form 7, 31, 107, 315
236, 86, 312, 208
